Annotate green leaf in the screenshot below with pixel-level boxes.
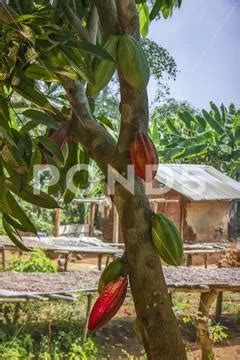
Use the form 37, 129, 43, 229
3, 213, 30, 234
23, 109, 58, 129
220, 104, 227, 124
60, 47, 94, 83
0, 95, 10, 126
163, 146, 185, 160
25, 64, 60, 82
195, 116, 207, 131
150, 0, 164, 21
166, 117, 180, 135
210, 102, 222, 125
28, 148, 42, 182
97, 115, 114, 130
13, 14, 36, 23
138, 3, 150, 37
7, 180, 59, 209
66, 41, 114, 62
149, 118, 160, 146
2, 215, 31, 252
5, 192, 37, 234
182, 143, 207, 159
0, 126, 16, 147
14, 80, 51, 109
38, 136, 64, 165
20, 24, 36, 45
0, 145, 28, 174
162, 6, 171, 19
202, 109, 225, 135
178, 111, 196, 128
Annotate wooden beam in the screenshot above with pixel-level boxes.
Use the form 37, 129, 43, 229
113, 205, 119, 244
196, 290, 218, 360
88, 202, 96, 236
54, 208, 61, 237
83, 293, 93, 342
215, 292, 223, 319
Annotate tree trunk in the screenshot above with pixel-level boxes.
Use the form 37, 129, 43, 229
113, 183, 187, 359
63, 0, 187, 356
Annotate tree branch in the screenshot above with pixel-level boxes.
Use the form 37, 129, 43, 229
95, 0, 120, 39
87, 5, 99, 44
115, 0, 139, 37
62, 78, 116, 168
64, 5, 91, 43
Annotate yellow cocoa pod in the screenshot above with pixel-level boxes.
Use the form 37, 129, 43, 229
118, 34, 150, 90
87, 35, 120, 96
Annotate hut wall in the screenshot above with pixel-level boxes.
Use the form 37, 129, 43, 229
184, 201, 230, 243
151, 190, 182, 231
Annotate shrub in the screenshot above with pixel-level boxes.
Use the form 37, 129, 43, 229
8, 248, 57, 273
0, 326, 98, 360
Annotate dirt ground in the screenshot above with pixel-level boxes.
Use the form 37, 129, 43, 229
2, 251, 240, 359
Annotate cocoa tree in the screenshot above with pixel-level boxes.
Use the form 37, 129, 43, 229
0, 0, 186, 358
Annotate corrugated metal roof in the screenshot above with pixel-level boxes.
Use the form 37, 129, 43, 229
155, 164, 240, 201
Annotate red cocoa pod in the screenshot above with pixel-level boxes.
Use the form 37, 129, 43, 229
49, 121, 70, 149
88, 276, 128, 331
130, 131, 159, 182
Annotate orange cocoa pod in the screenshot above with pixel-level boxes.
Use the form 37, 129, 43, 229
130, 131, 159, 182
88, 276, 128, 331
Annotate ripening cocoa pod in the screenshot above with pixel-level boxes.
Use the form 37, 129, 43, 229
98, 256, 127, 294
87, 35, 120, 96
49, 121, 70, 149
151, 213, 183, 266
88, 276, 128, 331
130, 131, 159, 182
118, 34, 150, 90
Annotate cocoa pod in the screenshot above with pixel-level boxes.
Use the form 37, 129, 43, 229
151, 213, 183, 266
88, 276, 128, 331
48, 121, 70, 149
87, 35, 119, 96
118, 34, 150, 90
130, 131, 159, 182
98, 256, 127, 294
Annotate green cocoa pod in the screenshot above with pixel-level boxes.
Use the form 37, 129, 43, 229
98, 256, 127, 294
151, 213, 183, 266
118, 34, 150, 90
87, 35, 120, 96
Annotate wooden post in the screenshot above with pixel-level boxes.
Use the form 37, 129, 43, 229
113, 205, 119, 244
215, 292, 223, 319
89, 202, 96, 237
54, 208, 61, 237
204, 253, 208, 269
196, 290, 218, 360
187, 254, 192, 267
1, 247, 6, 270
98, 254, 103, 270
82, 293, 93, 343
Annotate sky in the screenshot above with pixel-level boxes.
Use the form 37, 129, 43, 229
148, 0, 240, 110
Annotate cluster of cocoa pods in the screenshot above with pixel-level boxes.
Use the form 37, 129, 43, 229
87, 33, 150, 96
88, 210, 183, 332
88, 257, 128, 331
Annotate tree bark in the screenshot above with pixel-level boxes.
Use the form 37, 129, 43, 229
63, 0, 187, 358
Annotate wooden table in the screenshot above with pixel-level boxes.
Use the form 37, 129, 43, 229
0, 267, 239, 358
0, 237, 121, 270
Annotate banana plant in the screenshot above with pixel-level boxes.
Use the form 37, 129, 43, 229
151, 101, 240, 179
